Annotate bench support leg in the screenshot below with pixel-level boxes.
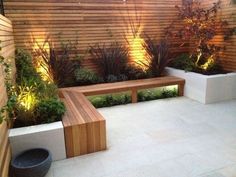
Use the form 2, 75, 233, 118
178, 84, 184, 96
131, 89, 138, 103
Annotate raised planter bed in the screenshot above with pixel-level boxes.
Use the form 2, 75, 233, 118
166, 67, 236, 104
9, 121, 66, 161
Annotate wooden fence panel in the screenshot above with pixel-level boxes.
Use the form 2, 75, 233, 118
0, 15, 15, 177
4, 0, 183, 71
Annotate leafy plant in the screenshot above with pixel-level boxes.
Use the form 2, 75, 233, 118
105, 74, 128, 83
166, 0, 235, 72
142, 36, 176, 77
170, 53, 195, 72
89, 42, 129, 81
15, 49, 41, 85
89, 88, 177, 108
74, 68, 103, 85
88, 93, 131, 108
106, 75, 118, 83
125, 65, 149, 80
171, 53, 223, 75
36, 98, 65, 124
138, 88, 177, 102
1, 48, 65, 127
33, 37, 81, 87
0, 53, 17, 124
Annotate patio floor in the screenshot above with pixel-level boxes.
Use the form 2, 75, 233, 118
46, 97, 236, 177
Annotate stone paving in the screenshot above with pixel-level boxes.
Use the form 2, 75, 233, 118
46, 97, 236, 177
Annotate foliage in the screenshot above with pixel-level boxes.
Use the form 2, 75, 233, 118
33, 37, 81, 87
89, 88, 178, 108
106, 74, 128, 83
0, 55, 17, 124
171, 53, 223, 75
89, 93, 131, 108
89, 42, 129, 81
36, 98, 65, 124
138, 88, 178, 102
15, 49, 41, 84
166, 0, 235, 72
170, 53, 195, 72
74, 68, 103, 85
142, 36, 176, 77
1, 49, 65, 127
125, 65, 149, 80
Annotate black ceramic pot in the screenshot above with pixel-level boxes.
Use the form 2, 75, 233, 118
11, 148, 52, 177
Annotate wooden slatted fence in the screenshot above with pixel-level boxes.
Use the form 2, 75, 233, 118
4, 0, 185, 71
0, 14, 15, 177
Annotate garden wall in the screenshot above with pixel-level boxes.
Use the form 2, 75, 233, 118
0, 15, 15, 177
3, 0, 184, 71
202, 0, 236, 71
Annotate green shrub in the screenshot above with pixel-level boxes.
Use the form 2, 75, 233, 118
15, 49, 41, 84
125, 65, 149, 80
117, 74, 128, 81
171, 53, 223, 75
12, 49, 65, 127
36, 98, 65, 124
106, 75, 118, 83
89, 88, 177, 108
75, 68, 103, 85
170, 53, 195, 72
90, 97, 108, 108
138, 88, 177, 102
89, 93, 131, 108
161, 89, 178, 98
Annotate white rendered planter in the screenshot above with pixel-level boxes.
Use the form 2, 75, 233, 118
9, 121, 66, 161
166, 67, 236, 104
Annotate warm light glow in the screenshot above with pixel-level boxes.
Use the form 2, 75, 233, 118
200, 55, 215, 70
128, 29, 149, 70
35, 57, 52, 83
165, 85, 178, 91
18, 86, 37, 110
32, 38, 52, 83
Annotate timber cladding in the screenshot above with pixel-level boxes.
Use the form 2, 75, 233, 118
3, 0, 184, 71
3, 0, 235, 71
0, 15, 15, 177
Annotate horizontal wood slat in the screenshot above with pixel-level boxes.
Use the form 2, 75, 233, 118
0, 15, 15, 177
4, 0, 184, 71
4, 0, 235, 71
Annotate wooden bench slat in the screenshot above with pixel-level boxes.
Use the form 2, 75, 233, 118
62, 91, 87, 125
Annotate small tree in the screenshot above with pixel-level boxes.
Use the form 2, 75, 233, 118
166, 0, 235, 70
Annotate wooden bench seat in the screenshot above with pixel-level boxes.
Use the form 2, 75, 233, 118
62, 76, 185, 103
60, 91, 106, 157
59, 76, 185, 158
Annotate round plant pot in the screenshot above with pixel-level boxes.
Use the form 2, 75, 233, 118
11, 148, 52, 177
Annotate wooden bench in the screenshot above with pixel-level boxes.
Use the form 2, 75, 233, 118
59, 76, 185, 158
59, 91, 106, 157
62, 76, 185, 103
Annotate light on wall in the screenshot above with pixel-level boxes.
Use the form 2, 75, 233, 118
129, 29, 149, 70
32, 37, 52, 83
